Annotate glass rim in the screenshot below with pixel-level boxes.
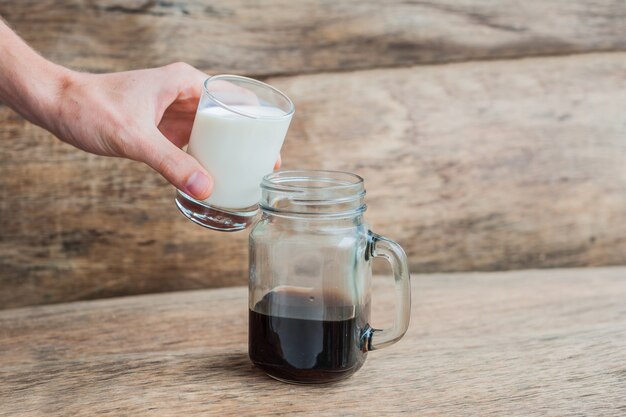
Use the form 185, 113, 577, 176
203, 74, 295, 120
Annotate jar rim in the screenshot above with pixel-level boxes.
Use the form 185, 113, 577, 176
261, 170, 364, 191
260, 170, 366, 218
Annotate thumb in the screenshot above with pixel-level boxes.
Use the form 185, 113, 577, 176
140, 129, 213, 200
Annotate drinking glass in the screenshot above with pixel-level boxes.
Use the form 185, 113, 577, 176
175, 75, 294, 231
248, 170, 411, 384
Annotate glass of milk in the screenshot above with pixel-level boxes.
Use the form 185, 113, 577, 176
175, 75, 294, 231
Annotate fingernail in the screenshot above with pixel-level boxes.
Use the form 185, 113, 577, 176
185, 171, 212, 199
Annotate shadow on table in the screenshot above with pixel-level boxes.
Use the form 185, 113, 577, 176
193, 350, 268, 380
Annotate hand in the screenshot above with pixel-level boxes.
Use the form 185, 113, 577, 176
46, 63, 221, 199
47, 63, 282, 200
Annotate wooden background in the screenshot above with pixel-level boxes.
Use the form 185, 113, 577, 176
1, 1, 625, 309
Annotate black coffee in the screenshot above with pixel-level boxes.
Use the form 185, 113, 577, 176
249, 289, 367, 383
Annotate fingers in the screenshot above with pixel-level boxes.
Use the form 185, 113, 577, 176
163, 62, 208, 100
274, 154, 282, 170
139, 128, 213, 200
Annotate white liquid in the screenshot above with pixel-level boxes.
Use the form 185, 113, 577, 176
187, 105, 291, 209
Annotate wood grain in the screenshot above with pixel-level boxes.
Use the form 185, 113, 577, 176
2, 53, 626, 309
273, 52, 626, 274
1, 267, 625, 416
0, 0, 624, 76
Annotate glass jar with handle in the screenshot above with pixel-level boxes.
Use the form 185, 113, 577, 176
248, 170, 411, 384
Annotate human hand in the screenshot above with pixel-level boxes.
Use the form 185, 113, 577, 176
43, 63, 213, 199
45, 63, 281, 200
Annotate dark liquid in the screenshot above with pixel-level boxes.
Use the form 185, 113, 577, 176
249, 289, 367, 383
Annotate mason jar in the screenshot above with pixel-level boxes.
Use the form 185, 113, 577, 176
248, 170, 411, 384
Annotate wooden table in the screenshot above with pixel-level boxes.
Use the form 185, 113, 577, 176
1, 267, 625, 416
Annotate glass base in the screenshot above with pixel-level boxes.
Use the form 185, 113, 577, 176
251, 360, 364, 384
261, 369, 359, 385
175, 190, 258, 232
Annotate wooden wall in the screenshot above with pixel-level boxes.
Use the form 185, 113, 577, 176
1, 1, 625, 308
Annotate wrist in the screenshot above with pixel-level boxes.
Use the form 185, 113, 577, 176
35, 64, 80, 134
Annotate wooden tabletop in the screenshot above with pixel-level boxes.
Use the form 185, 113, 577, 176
1, 267, 625, 416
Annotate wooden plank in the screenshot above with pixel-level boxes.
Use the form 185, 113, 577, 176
271, 52, 626, 274
0, 267, 625, 416
1, 53, 625, 309
0, 1, 624, 76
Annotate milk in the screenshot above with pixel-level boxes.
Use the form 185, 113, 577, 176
187, 105, 291, 209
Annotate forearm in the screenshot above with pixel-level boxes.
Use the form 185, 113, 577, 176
0, 18, 71, 131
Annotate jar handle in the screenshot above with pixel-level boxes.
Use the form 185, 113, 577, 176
364, 231, 411, 351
